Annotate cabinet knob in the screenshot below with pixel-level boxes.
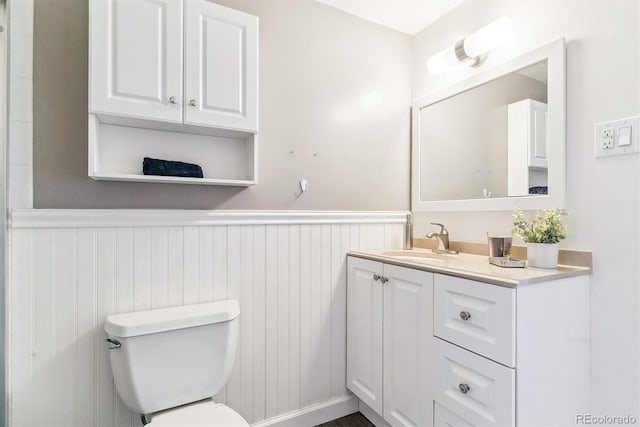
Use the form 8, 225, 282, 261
380, 276, 388, 284
189, 99, 197, 107
458, 383, 470, 394
169, 96, 177, 104
459, 311, 471, 321
373, 274, 381, 282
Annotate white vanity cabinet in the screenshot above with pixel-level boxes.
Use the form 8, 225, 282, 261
347, 251, 590, 427
88, 0, 258, 186
433, 275, 517, 426
433, 273, 589, 427
347, 257, 433, 427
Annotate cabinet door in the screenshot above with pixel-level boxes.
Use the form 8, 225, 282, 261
383, 264, 434, 427
89, 0, 183, 122
347, 257, 384, 414
507, 99, 531, 196
184, 0, 258, 132
529, 102, 548, 169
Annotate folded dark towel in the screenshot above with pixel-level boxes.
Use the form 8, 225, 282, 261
142, 157, 204, 178
528, 186, 548, 195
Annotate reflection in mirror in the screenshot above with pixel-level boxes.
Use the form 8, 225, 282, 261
419, 60, 548, 202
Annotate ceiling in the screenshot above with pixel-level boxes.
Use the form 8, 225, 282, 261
313, 0, 464, 36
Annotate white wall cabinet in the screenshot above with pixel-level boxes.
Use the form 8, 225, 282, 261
89, 0, 258, 186
507, 99, 548, 196
89, 0, 183, 123
184, 0, 258, 131
347, 257, 433, 427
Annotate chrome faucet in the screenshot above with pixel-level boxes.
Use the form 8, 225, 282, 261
426, 223, 459, 255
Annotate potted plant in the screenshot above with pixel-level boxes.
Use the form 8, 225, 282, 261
512, 208, 567, 268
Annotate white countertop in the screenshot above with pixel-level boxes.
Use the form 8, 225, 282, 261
348, 248, 591, 288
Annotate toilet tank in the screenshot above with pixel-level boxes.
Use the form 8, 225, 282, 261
105, 300, 240, 415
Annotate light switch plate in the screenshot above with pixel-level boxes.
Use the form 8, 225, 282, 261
594, 115, 640, 158
618, 126, 632, 146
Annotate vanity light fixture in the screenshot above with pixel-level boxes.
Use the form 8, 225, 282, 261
427, 17, 513, 76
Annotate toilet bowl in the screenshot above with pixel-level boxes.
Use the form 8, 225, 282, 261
147, 399, 248, 426
104, 300, 248, 426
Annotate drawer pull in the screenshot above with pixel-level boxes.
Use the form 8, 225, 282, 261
380, 276, 388, 284
459, 311, 471, 321
373, 274, 381, 281
458, 383, 470, 394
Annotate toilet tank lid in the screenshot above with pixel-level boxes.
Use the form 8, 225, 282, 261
104, 300, 240, 338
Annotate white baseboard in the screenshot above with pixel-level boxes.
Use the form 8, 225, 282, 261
251, 395, 358, 427
358, 401, 391, 427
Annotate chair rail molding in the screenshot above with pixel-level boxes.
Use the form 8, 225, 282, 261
9, 209, 409, 229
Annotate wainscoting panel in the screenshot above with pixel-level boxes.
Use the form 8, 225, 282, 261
7, 210, 406, 427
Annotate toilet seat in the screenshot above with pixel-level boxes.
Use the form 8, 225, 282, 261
147, 399, 249, 427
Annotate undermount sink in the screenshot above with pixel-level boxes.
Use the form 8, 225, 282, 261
381, 250, 455, 265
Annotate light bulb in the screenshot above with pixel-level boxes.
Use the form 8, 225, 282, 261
427, 46, 458, 76
463, 16, 513, 59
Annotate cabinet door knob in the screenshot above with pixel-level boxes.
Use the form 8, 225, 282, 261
459, 311, 471, 321
189, 99, 197, 107
380, 276, 388, 284
373, 274, 381, 282
458, 383, 470, 394
169, 96, 177, 104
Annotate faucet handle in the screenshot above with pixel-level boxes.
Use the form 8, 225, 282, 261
430, 222, 448, 235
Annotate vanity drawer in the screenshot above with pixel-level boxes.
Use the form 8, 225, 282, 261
434, 402, 474, 427
434, 274, 515, 367
433, 338, 515, 427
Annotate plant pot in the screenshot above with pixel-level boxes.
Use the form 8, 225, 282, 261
526, 243, 559, 269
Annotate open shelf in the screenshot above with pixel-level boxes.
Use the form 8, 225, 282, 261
88, 114, 258, 186
90, 173, 255, 187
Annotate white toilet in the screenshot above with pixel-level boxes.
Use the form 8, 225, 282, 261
104, 299, 249, 426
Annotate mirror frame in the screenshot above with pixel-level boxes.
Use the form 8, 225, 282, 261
411, 38, 566, 212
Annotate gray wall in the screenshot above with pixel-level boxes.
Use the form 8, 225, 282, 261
33, 0, 412, 210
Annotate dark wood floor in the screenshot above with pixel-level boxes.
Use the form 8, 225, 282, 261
316, 412, 374, 427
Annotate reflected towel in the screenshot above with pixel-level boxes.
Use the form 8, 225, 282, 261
528, 186, 548, 195
142, 157, 204, 178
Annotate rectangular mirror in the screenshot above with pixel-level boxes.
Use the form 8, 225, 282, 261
412, 39, 565, 211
